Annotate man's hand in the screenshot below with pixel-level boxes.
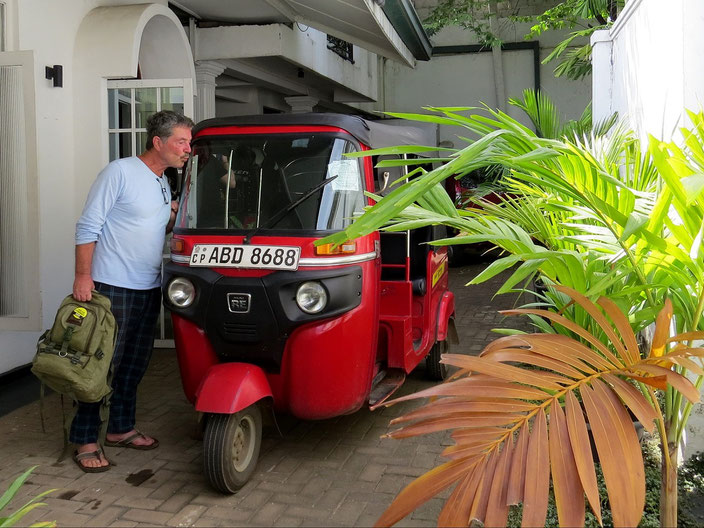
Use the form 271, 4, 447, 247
74, 242, 96, 301
166, 200, 179, 234
73, 273, 94, 301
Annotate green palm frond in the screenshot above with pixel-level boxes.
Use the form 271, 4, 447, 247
508, 89, 561, 139
0, 467, 55, 528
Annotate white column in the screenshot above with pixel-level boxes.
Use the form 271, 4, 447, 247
590, 30, 614, 124
285, 96, 319, 113
195, 60, 225, 122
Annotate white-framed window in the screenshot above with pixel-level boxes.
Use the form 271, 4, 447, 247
107, 79, 193, 160
107, 78, 194, 346
0, 51, 40, 330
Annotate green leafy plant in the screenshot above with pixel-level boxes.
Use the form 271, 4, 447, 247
452, 89, 616, 209
0, 467, 56, 528
508, 88, 617, 141
319, 105, 704, 525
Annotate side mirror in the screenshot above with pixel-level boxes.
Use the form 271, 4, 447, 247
379, 171, 390, 192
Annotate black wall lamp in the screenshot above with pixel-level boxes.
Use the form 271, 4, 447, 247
45, 65, 63, 87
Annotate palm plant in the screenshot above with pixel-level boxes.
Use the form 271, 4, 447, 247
509, 88, 590, 140
451, 89, 613, 209
376, 289, 702, 527
0, 467, 55, 527
319, 106, 704, 525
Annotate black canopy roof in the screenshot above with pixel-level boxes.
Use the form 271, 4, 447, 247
192, 113, 436, 150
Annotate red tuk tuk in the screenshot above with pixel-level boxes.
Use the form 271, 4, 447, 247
163, 113, 458, 493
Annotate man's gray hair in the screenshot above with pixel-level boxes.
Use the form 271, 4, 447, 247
145, 110, 195, 150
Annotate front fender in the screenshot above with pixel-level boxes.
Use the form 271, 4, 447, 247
436, 291, 458, 343
195, 363, 273, 414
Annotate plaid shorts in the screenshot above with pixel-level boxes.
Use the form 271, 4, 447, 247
69, 282, 161, 444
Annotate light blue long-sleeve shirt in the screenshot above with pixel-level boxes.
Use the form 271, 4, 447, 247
75, 157, 171, 290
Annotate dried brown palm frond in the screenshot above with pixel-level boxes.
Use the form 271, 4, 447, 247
376, 286, 704, 528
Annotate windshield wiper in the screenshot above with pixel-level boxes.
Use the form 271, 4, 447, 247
243, 175, 338, 244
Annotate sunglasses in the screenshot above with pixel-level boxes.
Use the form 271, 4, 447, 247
156, 177, 169, 205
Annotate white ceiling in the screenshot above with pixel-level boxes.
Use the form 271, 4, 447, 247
172, 0, 292, 24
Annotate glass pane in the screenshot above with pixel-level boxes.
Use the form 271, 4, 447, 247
118, 88, 131, 128
160, 87, 184, 115
178, 135, 365, 231
156, 255, 174, 342
136, 131, 148, 156
108, 89, 132, 129
109, 132, 118, 160
114, 132, 131, 159
108, 89, 116, 129
316, 139, 365, 230
135, 87, 157, 128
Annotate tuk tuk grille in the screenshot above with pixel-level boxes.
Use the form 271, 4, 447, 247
222, 322, 258, 338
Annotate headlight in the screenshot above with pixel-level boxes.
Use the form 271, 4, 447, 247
167, 277, 195, 308
295, 281, 328, 314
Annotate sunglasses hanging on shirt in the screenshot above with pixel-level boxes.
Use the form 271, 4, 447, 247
156, 177, 169, 205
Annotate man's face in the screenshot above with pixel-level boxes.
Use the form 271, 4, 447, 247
157, 125, 192, 168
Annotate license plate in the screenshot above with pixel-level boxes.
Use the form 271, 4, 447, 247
189, 244, 300, 270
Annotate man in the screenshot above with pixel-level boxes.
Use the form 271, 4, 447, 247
71, 110, 194, 471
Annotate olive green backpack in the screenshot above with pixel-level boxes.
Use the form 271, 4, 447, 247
32, 292, 117, 403
32, 292, 118, 457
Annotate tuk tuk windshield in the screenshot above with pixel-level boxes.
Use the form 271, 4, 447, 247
176, 134, 366, 231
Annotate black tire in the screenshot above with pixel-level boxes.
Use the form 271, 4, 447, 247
203, 403, 262, 493
426, 339, 449, 381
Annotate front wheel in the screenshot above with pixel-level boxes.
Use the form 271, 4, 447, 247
203, 403, 262, 493
426, 339, 449, 381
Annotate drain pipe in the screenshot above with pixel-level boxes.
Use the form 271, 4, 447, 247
431, 42, 541, 95
489, 1, 506, 112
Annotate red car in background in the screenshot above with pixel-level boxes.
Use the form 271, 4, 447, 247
444, 166, 507, 264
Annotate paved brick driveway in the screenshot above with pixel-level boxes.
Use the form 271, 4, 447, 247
0, 263, 530, 527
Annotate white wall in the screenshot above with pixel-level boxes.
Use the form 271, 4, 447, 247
592, 0, 704, 142
0, 0, 193, 374
591, 0, 704, 458
0, 0, 109, 373
198, 24, 377, 103
353, 19, 591, 150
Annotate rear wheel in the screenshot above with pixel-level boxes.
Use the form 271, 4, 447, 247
426, 339, 449, 381
203, 404, 262, 493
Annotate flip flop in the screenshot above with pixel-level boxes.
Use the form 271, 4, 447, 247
105, 429, 159, 450
73, 449, 111, 473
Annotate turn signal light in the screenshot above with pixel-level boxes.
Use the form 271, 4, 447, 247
315, 242, 356, 256
171, 237, 186, 253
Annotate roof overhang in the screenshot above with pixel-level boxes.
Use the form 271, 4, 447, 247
172, 0, 431, 67
380, 0, 432, 61
285, 0, 416, 66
